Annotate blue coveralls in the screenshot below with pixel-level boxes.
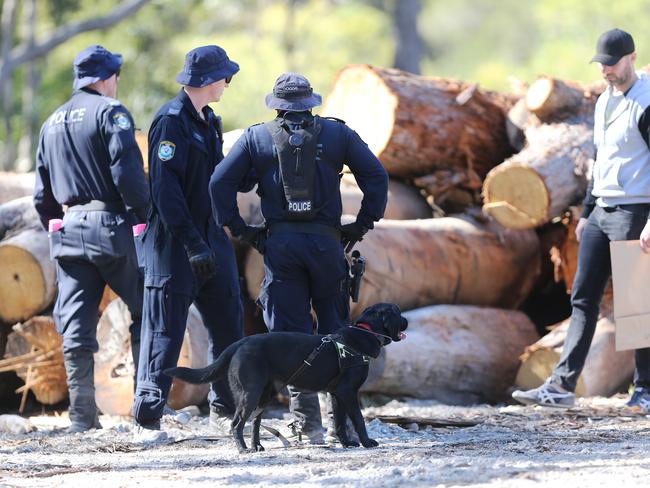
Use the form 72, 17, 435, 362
210, 113, 388, 333
33, 87, 149, 356
133, 89, 243, 424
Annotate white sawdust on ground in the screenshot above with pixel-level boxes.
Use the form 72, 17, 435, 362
1, 395, 649, 488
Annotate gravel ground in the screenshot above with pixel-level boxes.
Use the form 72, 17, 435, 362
1, 395, 649, 488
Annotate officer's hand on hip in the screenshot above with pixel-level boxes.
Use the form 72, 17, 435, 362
340, 221, 368, 253
187, 245, 217, 279
237, 224, 267, 254
640, 220, 650, 253
575, 217, 588, 242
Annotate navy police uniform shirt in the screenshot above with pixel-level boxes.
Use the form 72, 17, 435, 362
209, 113, 389, 233
34, 88, 149, 228
144, 88, 230, 291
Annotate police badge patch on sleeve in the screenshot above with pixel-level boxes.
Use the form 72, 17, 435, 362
158, 140, 176, 161
112, 112, 132, 130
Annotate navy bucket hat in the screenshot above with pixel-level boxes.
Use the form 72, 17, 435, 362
176, 45, 240, 87
265, 72, 322, 111
73, 45, 122, 90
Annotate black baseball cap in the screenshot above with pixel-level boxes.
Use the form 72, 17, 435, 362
591, 28, 635, 66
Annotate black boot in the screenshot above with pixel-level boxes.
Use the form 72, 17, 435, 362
64, 350, 102, 433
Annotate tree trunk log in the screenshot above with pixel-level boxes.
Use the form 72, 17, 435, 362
514, 289, 632, 397
525, 76, 604, 123
94, 299, 210, 416
0, 316, 66, 406
361, 305, 539, 404
0, 196, 41, 240
322, 65, 515, 180
0, 228, 56, 323
244, 216, 540, 318
0, 172, 35, 204
482, 122, 594, 229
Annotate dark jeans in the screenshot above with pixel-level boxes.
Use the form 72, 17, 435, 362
551, 204, 650, 392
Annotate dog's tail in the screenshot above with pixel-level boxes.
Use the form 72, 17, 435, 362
163, 342, 239, 384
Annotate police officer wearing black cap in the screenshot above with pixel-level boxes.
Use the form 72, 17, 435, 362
132, 45, 244, 442
209, 72, 388, 442
513, 28, 650, 412
33, 45, 149, 432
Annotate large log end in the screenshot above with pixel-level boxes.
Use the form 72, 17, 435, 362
0, 229, 56, 323
482, 165, 549, 229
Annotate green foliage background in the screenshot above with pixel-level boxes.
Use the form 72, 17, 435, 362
7, 0, 650, 140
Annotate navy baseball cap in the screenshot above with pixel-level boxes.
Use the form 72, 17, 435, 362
591, 28, 635, 66
73, 45, 122, 90
176, 45, 240, 87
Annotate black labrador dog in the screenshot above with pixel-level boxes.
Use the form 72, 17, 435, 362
165, 303, 407, 453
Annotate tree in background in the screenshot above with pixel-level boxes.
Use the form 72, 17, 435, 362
0, 0, 150, 171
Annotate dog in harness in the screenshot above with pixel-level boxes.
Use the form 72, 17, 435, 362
165, 303, 408, 453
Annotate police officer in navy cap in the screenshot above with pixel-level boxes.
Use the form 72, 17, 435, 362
132, 45, 244, 442
209, 72, 388, 443
33, 45, 149, 433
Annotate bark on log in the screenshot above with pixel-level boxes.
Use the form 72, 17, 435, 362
322, 65, 515, 180
94, 299, 210, 416
244, 216, 541, 317
0, 172, 35, 204
0, 316, 66, 406
525, 76, 604, 123
0, 228, 56, 323
482, 122, 594, 230
361, 305, 539, 404
341, 174, 432, 220
514, 288, 633, 397
0, 196, 41, 239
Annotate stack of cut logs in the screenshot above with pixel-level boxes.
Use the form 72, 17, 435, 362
0, 64, 635, 413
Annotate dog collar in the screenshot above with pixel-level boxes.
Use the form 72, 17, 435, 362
354, 322, 406, 342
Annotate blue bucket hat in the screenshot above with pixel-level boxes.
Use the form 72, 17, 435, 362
73, 45, 122, 90
176, 45, 240, 87
265, 72, 322, 111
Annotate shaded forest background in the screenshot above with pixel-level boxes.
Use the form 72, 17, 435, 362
1, 0, 649, 171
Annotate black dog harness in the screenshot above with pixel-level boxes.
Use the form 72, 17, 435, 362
285, 333, 370, 390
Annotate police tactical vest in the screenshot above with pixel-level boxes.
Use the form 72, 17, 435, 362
265, 114, 322, 220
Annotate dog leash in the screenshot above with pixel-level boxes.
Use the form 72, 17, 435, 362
285, 335, 335, 386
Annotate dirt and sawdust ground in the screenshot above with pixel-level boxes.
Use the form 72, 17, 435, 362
1, 395, 649, 488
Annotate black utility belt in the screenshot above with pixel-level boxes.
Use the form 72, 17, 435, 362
268, 221, 341, 240
67, 200, 126, 213
603, 203, 650, 214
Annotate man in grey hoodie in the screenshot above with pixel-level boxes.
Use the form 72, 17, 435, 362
513, 28, 650, 411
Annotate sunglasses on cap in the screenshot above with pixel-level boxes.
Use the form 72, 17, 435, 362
225, 75, 233, 84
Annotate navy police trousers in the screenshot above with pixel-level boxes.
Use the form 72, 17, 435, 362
51, 209, 142, 354
133, 235, 243, 424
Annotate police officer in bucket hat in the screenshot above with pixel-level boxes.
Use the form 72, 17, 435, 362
132, 45, 245, 442
209, 72, 388, 444
34, 45, 149, 433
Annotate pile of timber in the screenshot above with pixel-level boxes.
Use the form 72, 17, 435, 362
1, 65, 629, 409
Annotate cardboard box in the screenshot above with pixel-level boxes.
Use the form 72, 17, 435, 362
610, 240, 650, 351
